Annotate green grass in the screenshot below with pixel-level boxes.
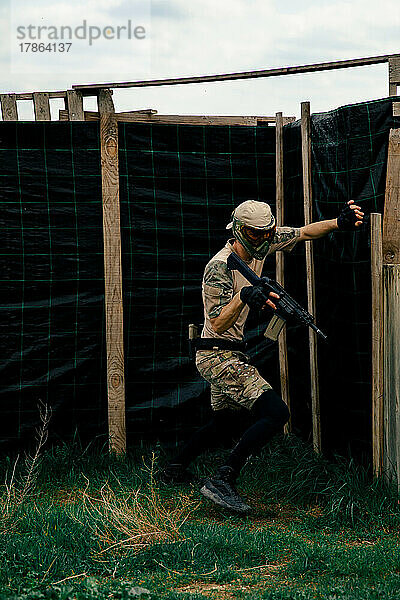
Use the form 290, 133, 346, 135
0, 434, 399, 600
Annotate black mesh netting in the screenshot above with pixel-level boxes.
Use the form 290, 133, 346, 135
0, 97, 398, 458
0, 122, 107, 449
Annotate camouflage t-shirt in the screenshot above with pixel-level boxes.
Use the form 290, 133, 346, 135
201, 227, 300, 342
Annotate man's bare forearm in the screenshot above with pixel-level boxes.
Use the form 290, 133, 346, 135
210, 293, 245, 334
299, 218, 338, 241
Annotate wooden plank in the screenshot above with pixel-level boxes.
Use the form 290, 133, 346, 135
66, 90, 84, 121
275, 112, 291, 432
382, 129, 400, 264
301, 101, 321, 454
0, 94, 18, 121
99, 89, 126, 455
120, 114, 260, 125
258, 116, 296, 126
389, 84, 398, 97
98, 88, 114, 114
33, 92, 51, 121
60, 109, 263, 125
393, 102, 400, 116
59, 108, 159, 122
389, 57, 400, 84
383, 265, 400, 487
382, 127, 400, 487
59, 109, 267, 125
16, 91, 67, 100
59, 110, 69, 121
370, 213, 384, 477
258, 117, 282, 124
73, 53, 400, 91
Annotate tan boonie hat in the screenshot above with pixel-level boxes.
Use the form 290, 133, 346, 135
226, 199, 275, 230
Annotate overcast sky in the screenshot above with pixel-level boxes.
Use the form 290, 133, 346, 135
1, 0, 399, 120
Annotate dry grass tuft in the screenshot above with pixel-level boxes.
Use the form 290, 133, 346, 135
0, 401, 51, 534
71, 453, 200, 560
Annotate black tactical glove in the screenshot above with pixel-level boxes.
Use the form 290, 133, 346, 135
337, 201, 360, 231
240, 285, 267, 310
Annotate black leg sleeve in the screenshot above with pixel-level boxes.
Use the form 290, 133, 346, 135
170, 408, 247, 468
225, 389, 290, 475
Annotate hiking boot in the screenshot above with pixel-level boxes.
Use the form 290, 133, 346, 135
157, 463, 194, 485
199, 466, 251, 514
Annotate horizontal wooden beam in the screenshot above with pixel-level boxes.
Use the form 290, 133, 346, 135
80, 110, 257, 125
59, 108, 159, 121
282, 116, 296, 126
14, 91, 67, 100
3, 90, 112, 100
258, 116, 296, 125
72, 53, 400, 91
58, 109, 289, 126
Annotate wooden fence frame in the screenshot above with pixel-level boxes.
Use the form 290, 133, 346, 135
0, 54, 399, 460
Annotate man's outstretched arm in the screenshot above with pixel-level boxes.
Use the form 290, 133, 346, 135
298, 200, 364, 241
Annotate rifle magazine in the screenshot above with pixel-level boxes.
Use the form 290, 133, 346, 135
264, 314, 286, 341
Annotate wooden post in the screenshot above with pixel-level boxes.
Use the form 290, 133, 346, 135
98, 89, 115, 114
66, 90, 84, 121
0, 94, 18, 121
33, 92, 51, 121
382, 128, 400, 486
301, 101, 321, 454
370, 213, 384, 477
99, 88, 126, 455
389, 57, 400, 96
275, 112, 291, 432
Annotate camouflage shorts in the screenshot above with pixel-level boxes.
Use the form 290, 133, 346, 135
195, 349, 272, 411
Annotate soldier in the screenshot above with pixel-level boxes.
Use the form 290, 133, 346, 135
161, 199, 364, 514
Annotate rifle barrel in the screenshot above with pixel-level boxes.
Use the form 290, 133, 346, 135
310, 323, 328, 341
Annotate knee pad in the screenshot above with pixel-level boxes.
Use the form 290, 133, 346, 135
251, 389, 290, 427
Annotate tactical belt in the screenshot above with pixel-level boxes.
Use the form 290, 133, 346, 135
194, 338, 247, 352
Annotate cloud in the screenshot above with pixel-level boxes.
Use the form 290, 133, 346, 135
0, 0, 398, 118
151, 1, 187, 20
5, 0, 151, 80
